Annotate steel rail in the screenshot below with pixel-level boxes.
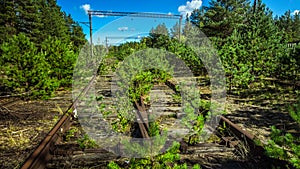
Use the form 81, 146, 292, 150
20, 75, 97, 169
20, 76, 292, 168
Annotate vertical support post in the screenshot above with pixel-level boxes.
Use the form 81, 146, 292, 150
253, 0, 257, 13
88, 11, 93, 59
179, 15, 183, 42
105, 37, 108, 53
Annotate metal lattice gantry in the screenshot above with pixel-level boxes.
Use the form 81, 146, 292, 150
89, 10, 182, 19
105, 36, 143, 47
87, 10, 183, 46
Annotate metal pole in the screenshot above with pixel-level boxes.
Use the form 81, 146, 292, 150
105, 37, 108, 53
88, 11, 93, 59
179, 15, 183, 42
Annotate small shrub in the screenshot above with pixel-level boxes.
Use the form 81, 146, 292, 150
265, 101, 300, 169
0, 33, 59, 99
77, 134, 98, 149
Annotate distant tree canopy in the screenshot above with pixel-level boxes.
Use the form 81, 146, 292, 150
189, 0, 300, 44
275, 10, 300, 43
188, 0, 299, 90
0, 0, 87, 98
102, 0, 300, 95
190, 0, 250, 39
0, 0, 86, 51
150, 23, 169, 37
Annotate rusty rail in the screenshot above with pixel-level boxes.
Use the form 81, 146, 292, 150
21, 75, 97, 169
219, 116, 265, 155
166, 78, 263, 150
20, 76, 291, 168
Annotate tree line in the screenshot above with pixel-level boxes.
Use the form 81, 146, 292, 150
97, 0, 300, 166
106, 0, 299, 93
188, 0, 299, 90
0, 0, 86, 98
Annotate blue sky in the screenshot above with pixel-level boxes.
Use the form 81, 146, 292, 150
57, 0, 300, 44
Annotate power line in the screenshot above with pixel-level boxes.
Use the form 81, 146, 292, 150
88, 10, 181, 19
87, 10, 183, 46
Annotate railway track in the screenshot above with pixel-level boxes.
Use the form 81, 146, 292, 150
20, 73, 291, 169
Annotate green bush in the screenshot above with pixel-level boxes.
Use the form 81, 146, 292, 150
108, 141, 202, 169
0, 33, 59, 98
41, 36, 77, 87
265, 101, 300, 169
77, 134, 98, 149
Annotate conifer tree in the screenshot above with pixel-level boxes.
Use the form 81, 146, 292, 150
170, 22, 180, 39
0, 0, 17, 44
150, 23, 169, 36
16, 0, 44, 44
243, 0, 289, 78
276, 11, 300, 43
0, 0, 86, 97
189, 0, 250, 39
292, 13, 300, 42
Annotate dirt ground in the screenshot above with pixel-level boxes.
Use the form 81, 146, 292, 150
0, 91, 72, 169
224, 82, 300, 144
0, 79, 299, 169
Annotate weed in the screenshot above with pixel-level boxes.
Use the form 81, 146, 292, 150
77, 134, 98, 149
64, 127, 78, 141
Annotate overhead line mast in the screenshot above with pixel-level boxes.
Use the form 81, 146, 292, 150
87, 10, 183, 47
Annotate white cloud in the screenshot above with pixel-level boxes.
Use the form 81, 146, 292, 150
293, 10, 300, 15
178, 0, 202, 17
80, 4, 105, 17
118, 27, 129, 31
80, 4, 90, 15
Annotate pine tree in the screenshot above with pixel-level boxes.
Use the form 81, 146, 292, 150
40, 0, 70, 43
15, 0, 44, 44
241, 0, 290, 78
170, 22, 180, 39
275, 10, 294, 42
148, 23, 170, 48
0, 0, 87, 97
293, 13, 300, 42
65, 14, 87, 52
150, 23, 169, 36
219, 29, 253, 91
189, 0, 250, 39
0, 0, 17, 44
0, 33, 59, 98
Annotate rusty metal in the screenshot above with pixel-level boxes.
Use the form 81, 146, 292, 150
20, 75, 97, 169
21, 76, 281, 168
219, 116, 265, 155
166, 79, 264, 153
134, 99, 150, 138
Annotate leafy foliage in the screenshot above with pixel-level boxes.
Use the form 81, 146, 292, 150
41, 36, 77, 86
190, 0, 250, 39
77, 134, 98, 149
0, 33, 59, 98
0, 0, 86, 98
265, 102, 300, 169
108, 141, 202, 169
129, 69, 172, 102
